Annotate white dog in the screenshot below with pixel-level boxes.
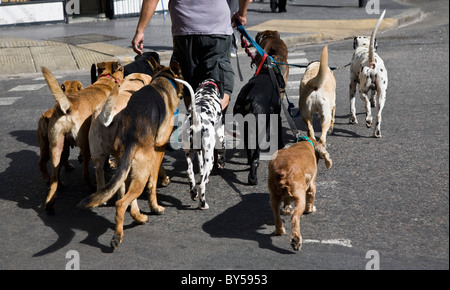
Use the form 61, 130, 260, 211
349, 10, 388, 138
182, 79, 225, 210
299, 45, 336, 148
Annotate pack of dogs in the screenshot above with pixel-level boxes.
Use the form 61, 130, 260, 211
37, 12, 388, 251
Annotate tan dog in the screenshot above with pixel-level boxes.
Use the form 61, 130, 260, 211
268, 136, 332, 251
42, 62, 124, 214
89, 73, 152, 192
79, 60, 184, 250
38, 80, 83, 182
299, 46, 336, 147
255, 30, 289, 92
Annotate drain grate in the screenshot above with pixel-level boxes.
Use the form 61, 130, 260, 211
48, 34, 124, 45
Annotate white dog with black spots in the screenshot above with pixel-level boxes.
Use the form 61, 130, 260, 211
349, 10, 388, 138
182, 79, 225, 210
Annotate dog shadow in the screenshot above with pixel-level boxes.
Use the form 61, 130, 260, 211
1, 130, 118, 255
202, 191, 293, 255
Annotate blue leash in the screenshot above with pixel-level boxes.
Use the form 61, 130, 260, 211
235, 21, 300, 118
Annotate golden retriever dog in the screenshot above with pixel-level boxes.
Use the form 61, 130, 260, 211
38, 80, 83, 182
41, 62, 124, 214
299, 46, 336, 147
79, 60, 184, 250
268, 136, 332, 251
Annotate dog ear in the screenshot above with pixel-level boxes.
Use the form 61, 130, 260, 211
170, 60, 183, 78
353, 37, 358, 49
255, 32, 263, 45
315, 144, 332, 169
149, 56, 162, 72
97, 62, 106, 77
91, 64, 98, 84
112, 62, 124, 73
76, 81, 83, 91
145, 51, 161, 64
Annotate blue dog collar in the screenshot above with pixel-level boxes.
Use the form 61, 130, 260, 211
296, 136, 315, 148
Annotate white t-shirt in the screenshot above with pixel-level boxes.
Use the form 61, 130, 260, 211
169, 0, 233, 36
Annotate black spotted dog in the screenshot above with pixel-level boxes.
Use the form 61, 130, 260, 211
349, 10, 388, 138
181, 79, 225, 210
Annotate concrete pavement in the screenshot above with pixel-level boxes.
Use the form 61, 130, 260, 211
0, 0, 422, 76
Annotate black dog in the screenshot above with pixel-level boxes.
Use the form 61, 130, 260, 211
233, 58, 285, 185
90, 51, 160, 84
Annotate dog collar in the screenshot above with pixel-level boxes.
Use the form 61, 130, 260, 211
100, 74, 121, 84
296, 136, 315, 148
165, 77, 177, 90
201, 81, 220, 92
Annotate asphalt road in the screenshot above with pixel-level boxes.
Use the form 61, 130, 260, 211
0, 1, 448, 271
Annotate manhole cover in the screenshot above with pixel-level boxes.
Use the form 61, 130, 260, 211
48, 34, 124, 45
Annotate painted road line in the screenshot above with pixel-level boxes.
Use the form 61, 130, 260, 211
0, 97, 22, 106
8, 84, 46, 92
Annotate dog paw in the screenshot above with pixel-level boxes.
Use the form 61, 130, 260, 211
110, 234, 123, 250
151, 205, 165, 215
134, 214, 149, 224
190, 188, 198, 201
248, 172, 258, 185
159, 176, 171, 187
291, 236, 302, 251
281, 205, 293, 216
198, 201, 209, 210
272, 227, 286, 236
305, 205, 317, 214
373, 130, 382, 138
366, 119, 373, 128
349, 116, 358, 124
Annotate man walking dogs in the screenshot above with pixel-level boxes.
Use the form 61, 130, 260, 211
132, 0, 250, 112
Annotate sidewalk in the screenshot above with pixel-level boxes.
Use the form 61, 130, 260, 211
0, 0, 422, 76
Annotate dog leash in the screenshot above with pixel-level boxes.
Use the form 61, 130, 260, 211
235, 21, 299, 120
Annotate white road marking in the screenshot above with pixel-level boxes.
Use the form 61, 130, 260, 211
289, 67, 306, 75
303, 239, 353, 248
288, 58, 309, 64
0, 97, 23, 106
288, 51, 306, 57
33, 75, 64, 81
8, 84, 46, 92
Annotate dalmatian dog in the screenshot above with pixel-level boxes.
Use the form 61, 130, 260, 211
182, 79, 225, 210
349, 10, 388, 138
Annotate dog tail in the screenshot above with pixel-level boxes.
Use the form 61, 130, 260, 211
41, 67, 71, 114
310, 45, 329, 90
174, 78, 201, 145
369, 9, 386, 67
78, 143, 135, 208
98, 84, 120, 127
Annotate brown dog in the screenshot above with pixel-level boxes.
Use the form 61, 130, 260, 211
38, 80, 83, 182
41, 62, 124, 214
268, 136, 332, 251
299, 46, 336, 148
79, 60, 184, 250
255, 30, 289, 93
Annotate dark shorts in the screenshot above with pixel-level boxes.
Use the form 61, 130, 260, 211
172, 34, 235, 98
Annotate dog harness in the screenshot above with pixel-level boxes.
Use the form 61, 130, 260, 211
296, 135, 315, 148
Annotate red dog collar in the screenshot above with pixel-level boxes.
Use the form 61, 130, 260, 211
100, 74, 121, 84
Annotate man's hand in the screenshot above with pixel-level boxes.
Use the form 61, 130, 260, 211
132, 31, 145, 55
